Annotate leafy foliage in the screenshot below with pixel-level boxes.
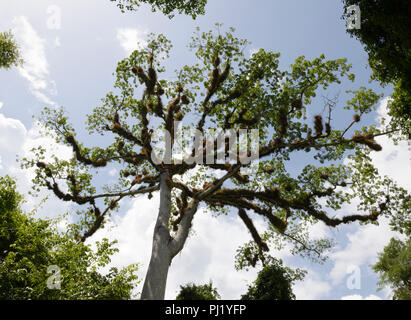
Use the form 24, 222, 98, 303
176, 281, 220, 300
235, 227, 333, 272
21, 25, 410, 298
373, 237, 411, 300
0, 175, 139, 300
342, 0, 411, 138
110, 0, 207, 18
241, 258, 305, 300
0, 30, 22, 70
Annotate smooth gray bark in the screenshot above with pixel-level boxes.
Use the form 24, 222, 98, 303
140, 169, 199, 299
141, 170, 173, 300
140, 166, 240, 299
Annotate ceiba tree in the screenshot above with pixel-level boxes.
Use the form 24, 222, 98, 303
23, 26, 409, 299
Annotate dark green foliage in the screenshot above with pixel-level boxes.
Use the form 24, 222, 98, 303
342, 0, 411, 137
0, 30, 22, 70
110, 0, 207, 18
386, 82, 411, 139
176, 281, 220, 300
240, 258, 305, 300
0, 175, 139, 300
342, 0, 411, 85
0, 176, 23, 261
373, 237, 411, 300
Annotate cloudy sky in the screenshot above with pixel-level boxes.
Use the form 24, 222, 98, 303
0, 0, 409, 300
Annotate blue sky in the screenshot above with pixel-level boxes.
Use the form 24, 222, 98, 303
0, 0, 409, 299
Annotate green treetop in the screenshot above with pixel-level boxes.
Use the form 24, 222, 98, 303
176, 281, 220, 300
241, 258, 305, 300
0, 30, 22, 70
374, 237, 411, 300
111, 0, 207, 18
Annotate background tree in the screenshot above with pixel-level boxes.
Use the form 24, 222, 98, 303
22, 25, 410, 300
342, 2, 411, 298
176, 281, 220, 300
235, 240, 305, 300
110, 0, 207, 18
0, 175, 139, 300
240, 258, 305, 300
342, 0, 411, 138
0, 30, 22, 70
373, 237, 411, 300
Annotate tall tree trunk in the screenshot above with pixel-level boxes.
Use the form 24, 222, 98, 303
140, 168, 200, 300
141, 170, 172, 300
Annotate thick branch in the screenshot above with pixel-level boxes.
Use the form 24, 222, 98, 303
65, 135, 108, 167
238, 208, 269, 252
169, 200, 199, 258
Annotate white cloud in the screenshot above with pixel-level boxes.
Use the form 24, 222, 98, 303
310, 220, 333, 240
12, 16, 56, 106
0, 113, 28, 156
341, 294, 382, 300
116, 28, 147, 55
328, 96, 410, 288
108, 168, 117, 177
0, 109, 72, 218
0, 102, 3, 110
372, 97, 411, 191
329, 217, 397, 286
293, 270, 332, 299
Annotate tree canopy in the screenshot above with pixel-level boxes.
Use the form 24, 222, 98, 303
0, 30, 22, 70
0, 175, 139, 300
110, 0, 207, 18
22, 25, 410, 300
342, 3, 411, 300
176, 281, 220, 300
342, 0, 411, 138
373, 237, 411, 300
241, 258, 305, 300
